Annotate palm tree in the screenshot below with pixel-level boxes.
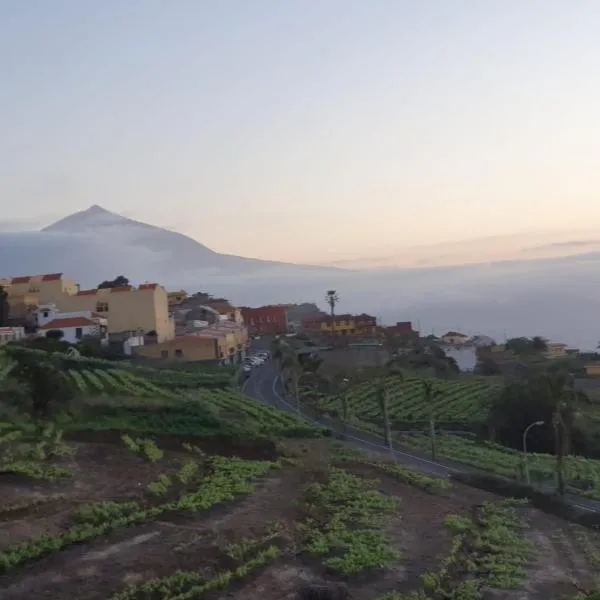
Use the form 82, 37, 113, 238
326, 290, 339, 337
376, 378, 393, 455
541, 368, 584, 496
280, 350, 302, 416
421, 380, 438, 460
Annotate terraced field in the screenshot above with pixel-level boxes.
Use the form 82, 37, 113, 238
314, 375, 500, 426
1, 429, 598, 600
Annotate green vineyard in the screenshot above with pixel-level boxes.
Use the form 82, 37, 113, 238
399, 434, 600, 499
72, 388, 322, 440
317, 375, 500, 426
68, 369, 174, 398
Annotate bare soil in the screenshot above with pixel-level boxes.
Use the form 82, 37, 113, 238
0, 438, 597, 600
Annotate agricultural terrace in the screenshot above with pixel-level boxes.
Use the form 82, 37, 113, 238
1, 426, 599, 600
313, 375, 500, 427
1, 347, 599, 598
399, 434, 600, 501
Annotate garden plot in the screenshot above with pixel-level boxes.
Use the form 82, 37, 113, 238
1, 436, 598, 600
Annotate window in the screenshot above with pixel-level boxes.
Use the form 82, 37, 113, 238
43, 311, 49, 318
29, 287, 40, 293
175, 349, 184, 358
96, 302, 109, 313
75, 327, 83, 340
161, 350, 169, 358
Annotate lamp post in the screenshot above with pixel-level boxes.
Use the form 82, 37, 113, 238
522, 420, 544, 485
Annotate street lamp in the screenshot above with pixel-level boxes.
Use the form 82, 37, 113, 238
522, 420, 544, 485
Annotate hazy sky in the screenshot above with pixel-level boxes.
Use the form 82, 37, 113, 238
2, 1, 599, 262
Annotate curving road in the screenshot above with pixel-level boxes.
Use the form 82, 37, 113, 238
242, 361, 600, 515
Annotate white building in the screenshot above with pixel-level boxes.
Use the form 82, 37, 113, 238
440, 331, 470, 346
0, 327, 25, 345
36, 304, 108, 345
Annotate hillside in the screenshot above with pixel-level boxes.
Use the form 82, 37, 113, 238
1, 205, 342, 289
1, 348, 600, 598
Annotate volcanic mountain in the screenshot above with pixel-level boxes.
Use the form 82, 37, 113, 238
1, 205, 341, 290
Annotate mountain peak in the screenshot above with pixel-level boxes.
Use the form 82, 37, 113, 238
43, 205, 130, 232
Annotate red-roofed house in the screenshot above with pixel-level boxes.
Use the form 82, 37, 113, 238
440, 331, 469, 346
36, 304, 108, 344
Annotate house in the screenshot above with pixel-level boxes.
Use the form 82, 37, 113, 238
440, 331, 469, 346
135, 322, 248, 365
135, 335, 221, 363
167, 290, 188, 307
0, 327, 25, 345
468, 335, 496, 347
585, 365, 600, 378
301, 313, 377, 336
3, 273, 175, 343
386, 321, 419, 340
36, 305, 108, 344
544, 341, 569, 360
55, 282, 174, 342
240, 305, 290, 335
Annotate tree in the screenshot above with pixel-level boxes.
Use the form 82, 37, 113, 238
422, 380, 438, 460
0, 286, 10, 326
505, 336, 547, 357
97, 275, 130, 289
10, 354, 76, 419
45, 330, 64, 341
376, 378, 393, 455
325, 290, 339, 336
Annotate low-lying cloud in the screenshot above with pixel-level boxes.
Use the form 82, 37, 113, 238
2, 230, 600, 351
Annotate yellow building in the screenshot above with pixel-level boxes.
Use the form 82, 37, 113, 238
544, 342, 569, 360
168, 290, 188, 307
2, 273, 175, 343
585, 365, 600, 378
136, 322, 248, 364
135, 335, 220, 362
302, 313, 377, 336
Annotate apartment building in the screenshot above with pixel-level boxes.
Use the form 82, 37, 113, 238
136, 321, 248, 364
2, 273, 175, 343
301, 313, 377, 336
240, 304, 290, 335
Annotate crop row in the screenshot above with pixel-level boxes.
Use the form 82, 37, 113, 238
72, 389, 323, 440
380, 499, 532, 599
320, 376, 499, 426
0, 455, 277, 573
399, 434, 600, 499
301, 469, 399, 574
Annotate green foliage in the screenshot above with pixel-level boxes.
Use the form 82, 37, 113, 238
302, 469, 399, 574
0, 421, 73, 481
75, 501, 140, 525
0, 455, 277, 573
318, 375, 498, 426
109, 546, 280, 600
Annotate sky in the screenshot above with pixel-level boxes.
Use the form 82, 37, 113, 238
2, 1, 600, 263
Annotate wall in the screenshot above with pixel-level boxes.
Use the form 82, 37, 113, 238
241, 305, 288, 334
442, 345, 478, 372
41, 323, 98, 344
57, 284, 174, 342
7, 274, 78, 305
0, 327, 25, 345
135, 336, 218, 362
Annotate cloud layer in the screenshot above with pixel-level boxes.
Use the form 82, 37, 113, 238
2, 229, 600, 351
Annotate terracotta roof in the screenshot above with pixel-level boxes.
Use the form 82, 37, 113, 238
39, 316, 97, 330
139, 283, 158, 290
10, 273, 64, 284
110, 286, 132, 293
76, 289, 98, 296
442, 331, 468, 338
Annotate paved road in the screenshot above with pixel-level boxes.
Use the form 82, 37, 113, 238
242, 362, 600, 514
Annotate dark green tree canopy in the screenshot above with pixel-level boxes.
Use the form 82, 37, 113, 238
97, 275, 130, 289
